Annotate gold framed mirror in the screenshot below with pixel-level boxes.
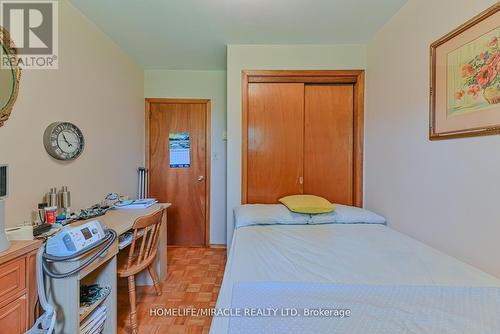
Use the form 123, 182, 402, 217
0, 25, 21, 127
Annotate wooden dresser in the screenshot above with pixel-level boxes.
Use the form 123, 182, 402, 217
0, 240, 41, 333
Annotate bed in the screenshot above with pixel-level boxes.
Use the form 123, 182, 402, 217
209, 204, 500, 334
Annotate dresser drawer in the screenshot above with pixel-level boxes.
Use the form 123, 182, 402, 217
0, 257, 26, 305
0, 295, 27, 333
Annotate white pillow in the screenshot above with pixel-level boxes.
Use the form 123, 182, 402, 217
310, 204, 386, 225
234, 204, 310, 228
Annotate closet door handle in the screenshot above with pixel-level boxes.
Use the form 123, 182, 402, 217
298, 176, 303, 185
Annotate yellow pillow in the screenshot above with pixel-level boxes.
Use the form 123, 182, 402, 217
279, 195, 335, 214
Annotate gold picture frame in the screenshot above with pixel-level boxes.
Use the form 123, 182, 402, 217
430, 4, 500, 140
0, 25, 21, 127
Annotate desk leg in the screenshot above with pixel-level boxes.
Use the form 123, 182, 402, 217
158, 210, 168, 281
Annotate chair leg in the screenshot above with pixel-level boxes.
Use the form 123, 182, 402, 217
148, 265, 162, 296
128, 275, 138, 334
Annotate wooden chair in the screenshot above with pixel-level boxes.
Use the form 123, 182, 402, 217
118, 209, 165, 334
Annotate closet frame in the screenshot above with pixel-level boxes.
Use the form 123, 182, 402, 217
241, 70, 365, 207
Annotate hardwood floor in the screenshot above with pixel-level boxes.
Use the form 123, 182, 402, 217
117, 247, 227, 334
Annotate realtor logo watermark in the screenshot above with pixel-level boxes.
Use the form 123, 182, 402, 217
1, 0, 58, 69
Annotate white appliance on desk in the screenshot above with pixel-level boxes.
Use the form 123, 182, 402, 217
28, 220, 118, 334
0, 165, 10, 252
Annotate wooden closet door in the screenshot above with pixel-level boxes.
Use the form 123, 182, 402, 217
247, 83, 304, 203
304, 84, 354, 205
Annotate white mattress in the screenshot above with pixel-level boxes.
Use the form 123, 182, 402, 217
210, 224, 500, 334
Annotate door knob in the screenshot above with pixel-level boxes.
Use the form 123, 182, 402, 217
198, 176, 205, 182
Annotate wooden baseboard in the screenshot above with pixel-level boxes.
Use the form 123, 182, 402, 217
208, 244, 227, 249
167, 245, 206, 248
167, 244, 227, 249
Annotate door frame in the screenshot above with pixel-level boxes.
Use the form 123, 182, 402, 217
241, 70, 365, 207
145, 98, 211, 247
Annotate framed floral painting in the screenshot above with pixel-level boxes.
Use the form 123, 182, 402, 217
430, 4, 500, 140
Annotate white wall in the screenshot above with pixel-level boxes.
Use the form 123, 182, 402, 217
0, 0, 144, 227
144, 70, 227, 244
365, 0, 500, 277
226, 44, 367, 245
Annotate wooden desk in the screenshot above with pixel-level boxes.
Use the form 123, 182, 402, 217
78, 203, 171, 284
44, 203, 171, 333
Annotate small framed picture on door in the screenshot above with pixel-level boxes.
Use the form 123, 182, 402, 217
430, 4, 500, 140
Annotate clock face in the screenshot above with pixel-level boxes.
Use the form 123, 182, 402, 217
43, 122, 85, 161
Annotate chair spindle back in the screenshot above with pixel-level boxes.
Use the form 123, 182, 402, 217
126, 209, 164, 270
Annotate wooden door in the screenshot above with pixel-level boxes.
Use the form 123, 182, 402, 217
148, 100, 209, 246
242, 70, 364, 207
304, 84, 354, 205
246, 83, 304, 203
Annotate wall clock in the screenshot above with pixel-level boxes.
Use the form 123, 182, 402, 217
43, 122, 85, 161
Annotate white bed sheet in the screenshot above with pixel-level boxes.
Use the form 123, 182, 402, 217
229, 283, 500, 333
210, 224, 500, 334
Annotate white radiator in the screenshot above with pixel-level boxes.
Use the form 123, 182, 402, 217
137, 167, 148, 199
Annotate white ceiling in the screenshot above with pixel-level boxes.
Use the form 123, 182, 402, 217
69, 0, 408, 70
